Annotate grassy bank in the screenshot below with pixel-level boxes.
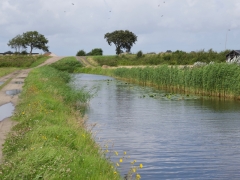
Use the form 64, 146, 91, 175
0, 55, 49, 68
0, 67, 19, 77
49, 56, 82, 73
90, 49, 229, 66
76, 63, 240, 99
0, 66, 121, 179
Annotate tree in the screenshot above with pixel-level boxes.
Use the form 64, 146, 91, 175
8, 31, 49, 54
136, 50, 143, 58
22, 31, 49, 54
76, 50, 86, 56
87, 48, 103, 56
104, 30, 137, 55
7, 35, 26, 53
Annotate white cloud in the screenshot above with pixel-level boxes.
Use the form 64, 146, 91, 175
1, 0, 240, 55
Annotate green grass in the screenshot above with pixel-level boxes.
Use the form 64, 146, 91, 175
0, 55, 48, 68
29, 56, 50, 68
0, 66, 121, 180
50, 57, 83, 73
91, 49, 230, 66
0, 67, 19, 77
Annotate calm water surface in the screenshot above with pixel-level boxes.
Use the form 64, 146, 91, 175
72, 74, 240, 180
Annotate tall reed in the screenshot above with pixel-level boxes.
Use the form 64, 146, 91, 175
112, 63, 240, 98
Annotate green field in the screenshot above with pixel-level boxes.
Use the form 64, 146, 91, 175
0, 55, 49, 68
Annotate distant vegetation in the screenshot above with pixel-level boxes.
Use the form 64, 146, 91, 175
76, 50, 86, 56
0, 55, 49, 68
76, 48, 103, 56
91, 49, 230, 66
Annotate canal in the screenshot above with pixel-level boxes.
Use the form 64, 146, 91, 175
72, 73, 240, 179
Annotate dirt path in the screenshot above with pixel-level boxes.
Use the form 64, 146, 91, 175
0, 56, 64, 163
75, 56, 95, 67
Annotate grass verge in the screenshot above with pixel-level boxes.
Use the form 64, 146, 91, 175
0, 68, 19, 78
49, 57, 82, 73
0, 55, 48, 68
0, 66, 121, 180
29, 56, 51, 68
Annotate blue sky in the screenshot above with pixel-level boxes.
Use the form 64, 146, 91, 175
0, 0, 240, 56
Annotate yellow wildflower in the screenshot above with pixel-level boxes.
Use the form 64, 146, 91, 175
115, 151, 118, 156
116, 163, 120, 166
136, 174, 141, 179
124, 151, 127, 155
131, 160, 136, 164
139, 164, 143, 168
119, 158, 123, 163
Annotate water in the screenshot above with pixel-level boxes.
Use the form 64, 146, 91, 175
0, 81, 4, 86
0, 102, 15, 121
73, 74, 240, 179
14, 81, 24, 84
6, 89, 21, 96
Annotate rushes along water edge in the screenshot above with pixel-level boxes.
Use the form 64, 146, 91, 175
75, 63, 240, 99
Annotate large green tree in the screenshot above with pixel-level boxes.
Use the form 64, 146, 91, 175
22, 31, 49, 54
104, 30, 137, 55
8, 31, 49, 54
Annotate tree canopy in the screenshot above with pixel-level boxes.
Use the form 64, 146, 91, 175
104, 30, 137, 55
8, 31, 49, 54
87, 48, 103, 56
7, 35, 26, 53
76, 50, 86, 56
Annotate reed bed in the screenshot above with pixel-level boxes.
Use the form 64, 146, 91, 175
76, 63, 240, 99
113, 63, 240, 98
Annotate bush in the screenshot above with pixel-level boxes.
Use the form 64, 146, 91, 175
76, 50, 86, 56
21, 50, 28, 55
136, 50, 143, 58
87, 48, 103, 56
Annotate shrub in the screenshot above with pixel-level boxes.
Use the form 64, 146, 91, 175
87, 48, 103, 56
136, 50, 143, 58
21, 50, 28, 55
76, 50, 86, 56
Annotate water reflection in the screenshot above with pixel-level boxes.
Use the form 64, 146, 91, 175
6, 89, 21, 96
0, 102, 15, 121
72, 74, 240, 179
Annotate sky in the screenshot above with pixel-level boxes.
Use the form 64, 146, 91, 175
1, 0, 240, 56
